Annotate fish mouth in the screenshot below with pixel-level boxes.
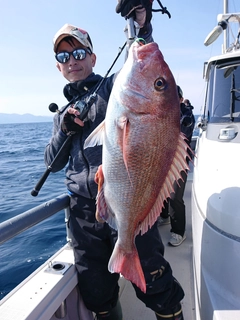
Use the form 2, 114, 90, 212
131, 41, 161, 73
129, 89, 149, 101
133, 41, 159, 58
119, 82, 149, 101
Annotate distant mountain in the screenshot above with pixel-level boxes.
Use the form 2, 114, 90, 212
0, 113, 53, 124
0, 113, 201, 125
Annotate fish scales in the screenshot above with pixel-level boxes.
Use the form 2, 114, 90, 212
84, 40, 190, 293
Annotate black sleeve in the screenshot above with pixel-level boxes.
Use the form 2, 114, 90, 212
180, 104, 195, 143
44, 113, 72, 172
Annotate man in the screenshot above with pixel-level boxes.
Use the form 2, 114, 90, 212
158, 86, 195, 247
44, 2, 185, 319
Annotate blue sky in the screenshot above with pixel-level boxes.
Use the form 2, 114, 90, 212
0, 0, 239, 117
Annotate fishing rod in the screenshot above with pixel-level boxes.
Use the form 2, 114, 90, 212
31, 33, 129, 197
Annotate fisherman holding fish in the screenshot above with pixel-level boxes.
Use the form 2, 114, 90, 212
45, 1, 186, 319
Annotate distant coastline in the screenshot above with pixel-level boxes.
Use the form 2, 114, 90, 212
0, 113, 53, 124
0, 113, 201, 125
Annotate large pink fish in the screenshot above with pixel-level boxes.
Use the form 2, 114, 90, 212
84, 40, 190, 293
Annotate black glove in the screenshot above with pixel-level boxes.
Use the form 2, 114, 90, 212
116, 0, 153, 24
61, 111, 82, 134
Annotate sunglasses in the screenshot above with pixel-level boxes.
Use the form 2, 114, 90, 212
55, 48, 92, 64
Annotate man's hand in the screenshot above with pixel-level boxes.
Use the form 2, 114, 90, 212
61, 107, 84, 134
116, 0, 153, 26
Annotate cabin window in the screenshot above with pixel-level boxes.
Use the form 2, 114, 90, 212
206, 61, 240, 123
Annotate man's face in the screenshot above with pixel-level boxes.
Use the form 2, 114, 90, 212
56, 38, 96, 82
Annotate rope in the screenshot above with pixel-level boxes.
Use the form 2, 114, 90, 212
152, 0, 171, 19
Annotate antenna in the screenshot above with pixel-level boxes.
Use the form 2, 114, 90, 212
204, 13, 240, 52
204, 20, 228, 46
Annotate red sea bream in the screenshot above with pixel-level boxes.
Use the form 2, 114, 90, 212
84, 40, 190, 293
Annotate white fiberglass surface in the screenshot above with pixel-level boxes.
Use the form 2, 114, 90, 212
193, 131, 240, 237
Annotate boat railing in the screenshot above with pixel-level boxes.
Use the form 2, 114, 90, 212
0, 193, 71, 246
0, 193, 98, 320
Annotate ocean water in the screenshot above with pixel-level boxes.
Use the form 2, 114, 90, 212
0, 122, 67, 300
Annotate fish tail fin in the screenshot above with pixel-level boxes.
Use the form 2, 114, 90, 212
108, 242, 146, 293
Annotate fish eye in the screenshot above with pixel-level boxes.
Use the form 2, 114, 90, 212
154, 77, 166, 91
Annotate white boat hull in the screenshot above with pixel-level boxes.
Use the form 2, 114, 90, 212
192, 128, 240, 319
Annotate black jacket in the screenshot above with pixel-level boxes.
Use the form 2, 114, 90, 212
44, 72, 116, 199
180, 102, 195, 144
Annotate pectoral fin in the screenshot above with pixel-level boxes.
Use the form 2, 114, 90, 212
118, 116, 133, 185
84, 120, 105, 149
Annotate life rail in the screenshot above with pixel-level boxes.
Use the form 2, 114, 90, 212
0, 193, 70, 245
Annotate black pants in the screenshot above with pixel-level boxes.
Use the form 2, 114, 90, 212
161, 171, 187, 237
69, 194, 184, 314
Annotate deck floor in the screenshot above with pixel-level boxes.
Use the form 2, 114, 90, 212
119, 170, 196, 320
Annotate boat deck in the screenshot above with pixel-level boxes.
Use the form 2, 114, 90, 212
119, 168, 195, 320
